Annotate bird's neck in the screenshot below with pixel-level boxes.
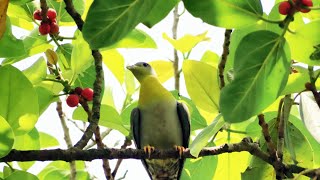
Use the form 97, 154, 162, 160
138, 76, 175, 108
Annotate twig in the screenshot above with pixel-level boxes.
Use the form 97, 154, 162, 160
84, 129, 113, 150
218, 29, 232, 89
172, 5, 180, 92
56, 101, 77, 180
112, 138, 132, 178
257, 114, 277, 161
39, 0, 49, 23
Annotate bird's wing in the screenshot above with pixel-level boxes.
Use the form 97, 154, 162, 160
177, 102, 191, 179
130, 107, 152, 179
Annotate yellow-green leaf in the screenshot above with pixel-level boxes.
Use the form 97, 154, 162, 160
163, 31, 210, 53
149, 60, 174, 83
200, 50, 220, 68
0, 115, 14, 158
102, 49, 124, 84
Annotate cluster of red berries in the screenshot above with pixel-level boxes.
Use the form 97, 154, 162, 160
66, 87, 94, 107
279, 0, 313, 15
33, 8, 59, 35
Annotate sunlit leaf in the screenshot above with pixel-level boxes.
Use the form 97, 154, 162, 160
200, 50, 219, 68
39, 132, 59, 148
149, 60, 174, 83
7, 3, 34, 30
5, 170, 38, 180
125, 70, 136, 96
220, 31, 291, 123
23, 57, 47, 85
163, 31, 209, 53
102, 49, 125, 84
0, 115, 14, 158
47, 0, 85, 23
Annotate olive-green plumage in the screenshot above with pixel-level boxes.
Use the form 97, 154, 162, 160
127, 62, 190, 180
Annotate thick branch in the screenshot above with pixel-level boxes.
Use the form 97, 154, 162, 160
218, 29, 232, 89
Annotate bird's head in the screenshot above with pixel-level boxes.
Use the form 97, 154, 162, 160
126, 62, 156, 82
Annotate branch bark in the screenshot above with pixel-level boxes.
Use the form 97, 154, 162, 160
218, 29, 232, 89
172, 5, 180, 92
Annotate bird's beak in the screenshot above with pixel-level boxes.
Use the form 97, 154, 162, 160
126, 65, 135, 71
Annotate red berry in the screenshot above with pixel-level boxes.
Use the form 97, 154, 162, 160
50, 22, 59, 34
74, 87, 83, 95
81, 88, 94, 101
33, 9, 42, 20
279, 1, 292, 15
300, 0, 313, 13
66, 94, 79, 107
39, 22, 50, 35
47, 8, 57, 20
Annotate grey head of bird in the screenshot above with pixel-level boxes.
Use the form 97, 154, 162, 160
126, 62, 157, 82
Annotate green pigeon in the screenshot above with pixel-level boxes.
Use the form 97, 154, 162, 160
127, 62, 190, 180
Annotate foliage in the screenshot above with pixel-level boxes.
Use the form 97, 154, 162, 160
0, 0, 320, 179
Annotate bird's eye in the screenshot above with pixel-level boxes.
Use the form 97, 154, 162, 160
143, 63, 148, 67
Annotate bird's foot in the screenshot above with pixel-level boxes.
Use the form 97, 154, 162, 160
143, 145, 155, 159
175, 145, 185, 158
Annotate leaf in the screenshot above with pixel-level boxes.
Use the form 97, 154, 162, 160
0, 115, 14, 158
73, 104, 129, 136
124, 70, 136, 96
183, 0, 263, 28
47, 0, 85, 23
0, 0, 9, 39
0, 65, 39, 135
56, 43, 73, 71
220, 30, 291, 123
39, 132, 59, 148
74, 64, 96, 89
190, 115, 224, 157
281, 72, 309, 95
286, 20, 320, 66
142, 0, 179, 28
181, 143, 217, 180
121, 101, 138, 130
15, 128, 40, 170
0, 17, 25, 58
163, 31, 209, 53
105, 29, 157, 49
149, 60, 174, 83
102, 49, 125, 84
82, 0, 158, 49
5, 171, 38, 180
182, 60, 220, 123
200, 50, 220, 68
7, 3, 34, 30
23, 57, 47, 85
38, 161, 86, 180
299, 92, 320, 143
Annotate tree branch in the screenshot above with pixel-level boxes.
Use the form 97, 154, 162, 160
218, 29, 232, 89
172, 5, 180, 92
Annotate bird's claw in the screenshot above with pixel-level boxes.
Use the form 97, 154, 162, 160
143, 145, 155, 159
175, 145, 185, 158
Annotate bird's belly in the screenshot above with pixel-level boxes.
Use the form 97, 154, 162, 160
139, 102, 183, 149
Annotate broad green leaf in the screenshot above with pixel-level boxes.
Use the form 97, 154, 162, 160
74, 64, 96, 90
0, 65, 39, 135
47, 0, 85, 23
142, 0, 179, 28
163, 31, 209, 53
5, 171, 38, 180
200, 50, 219, 68
39, 132, 59, 148
71, 31, 93, 82
181, 143, 217, 180
101, 86, 116, 108
121, 101, 138, 130
281, 72, 309, 95
183, 0, 263, 28
35, 86, 57, 115
38, 161, 85, 180
190, 115, 224, 157
105, 29, 157, 49
125, 70, 136, 96
102, 49, 125, 84
287, 20, 320, 66
23, 57, 47, 85
182, 60, 220, 123
14, 128, 40, 170
73, 104, 129, 136
0, 115, 14, 158
82, 0, 158, 49
7, 4, 34, 30
0, 17, 25, 58
42, 169, 68, 180
56, 43, 73, 71
149, 60, 174, 83
300, 92, 320, 143
3, 166, 13, 178
220, 31, 291, 123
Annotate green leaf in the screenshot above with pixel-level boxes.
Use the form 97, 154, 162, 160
35, 86, 57, 115
38, 161, 85, 180
149, 60, 174, 83
56, 43, 73, 71
220, 31, 291, 123
0, 17, 25, 58
105, 29, 157, 49
181, 143, 217, 180
200, 50, 220, 68
142, 0, 179, 28
182, 60, 220, 123
121, 102, 138, 130
7, 4, 34, 30
0, 65, 39, 135
42, 169, 68, 179
47, 0, 85, 23
124, 70, 136, 96
102, 49, 125, 84
287, 20, 320, 66
0, 115, 14, 158
74, 64, 96, 89
23, 57, 47, 85
163, 31, 209, 53
73, 104, 129, 136
39, 132, 59, 148
190, 115, 224, 157
71, 31, 93, 82
5, 171, 38, 180
82, 0, 158, 49
183, 0, 263, 28
281, 72, 309, 95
